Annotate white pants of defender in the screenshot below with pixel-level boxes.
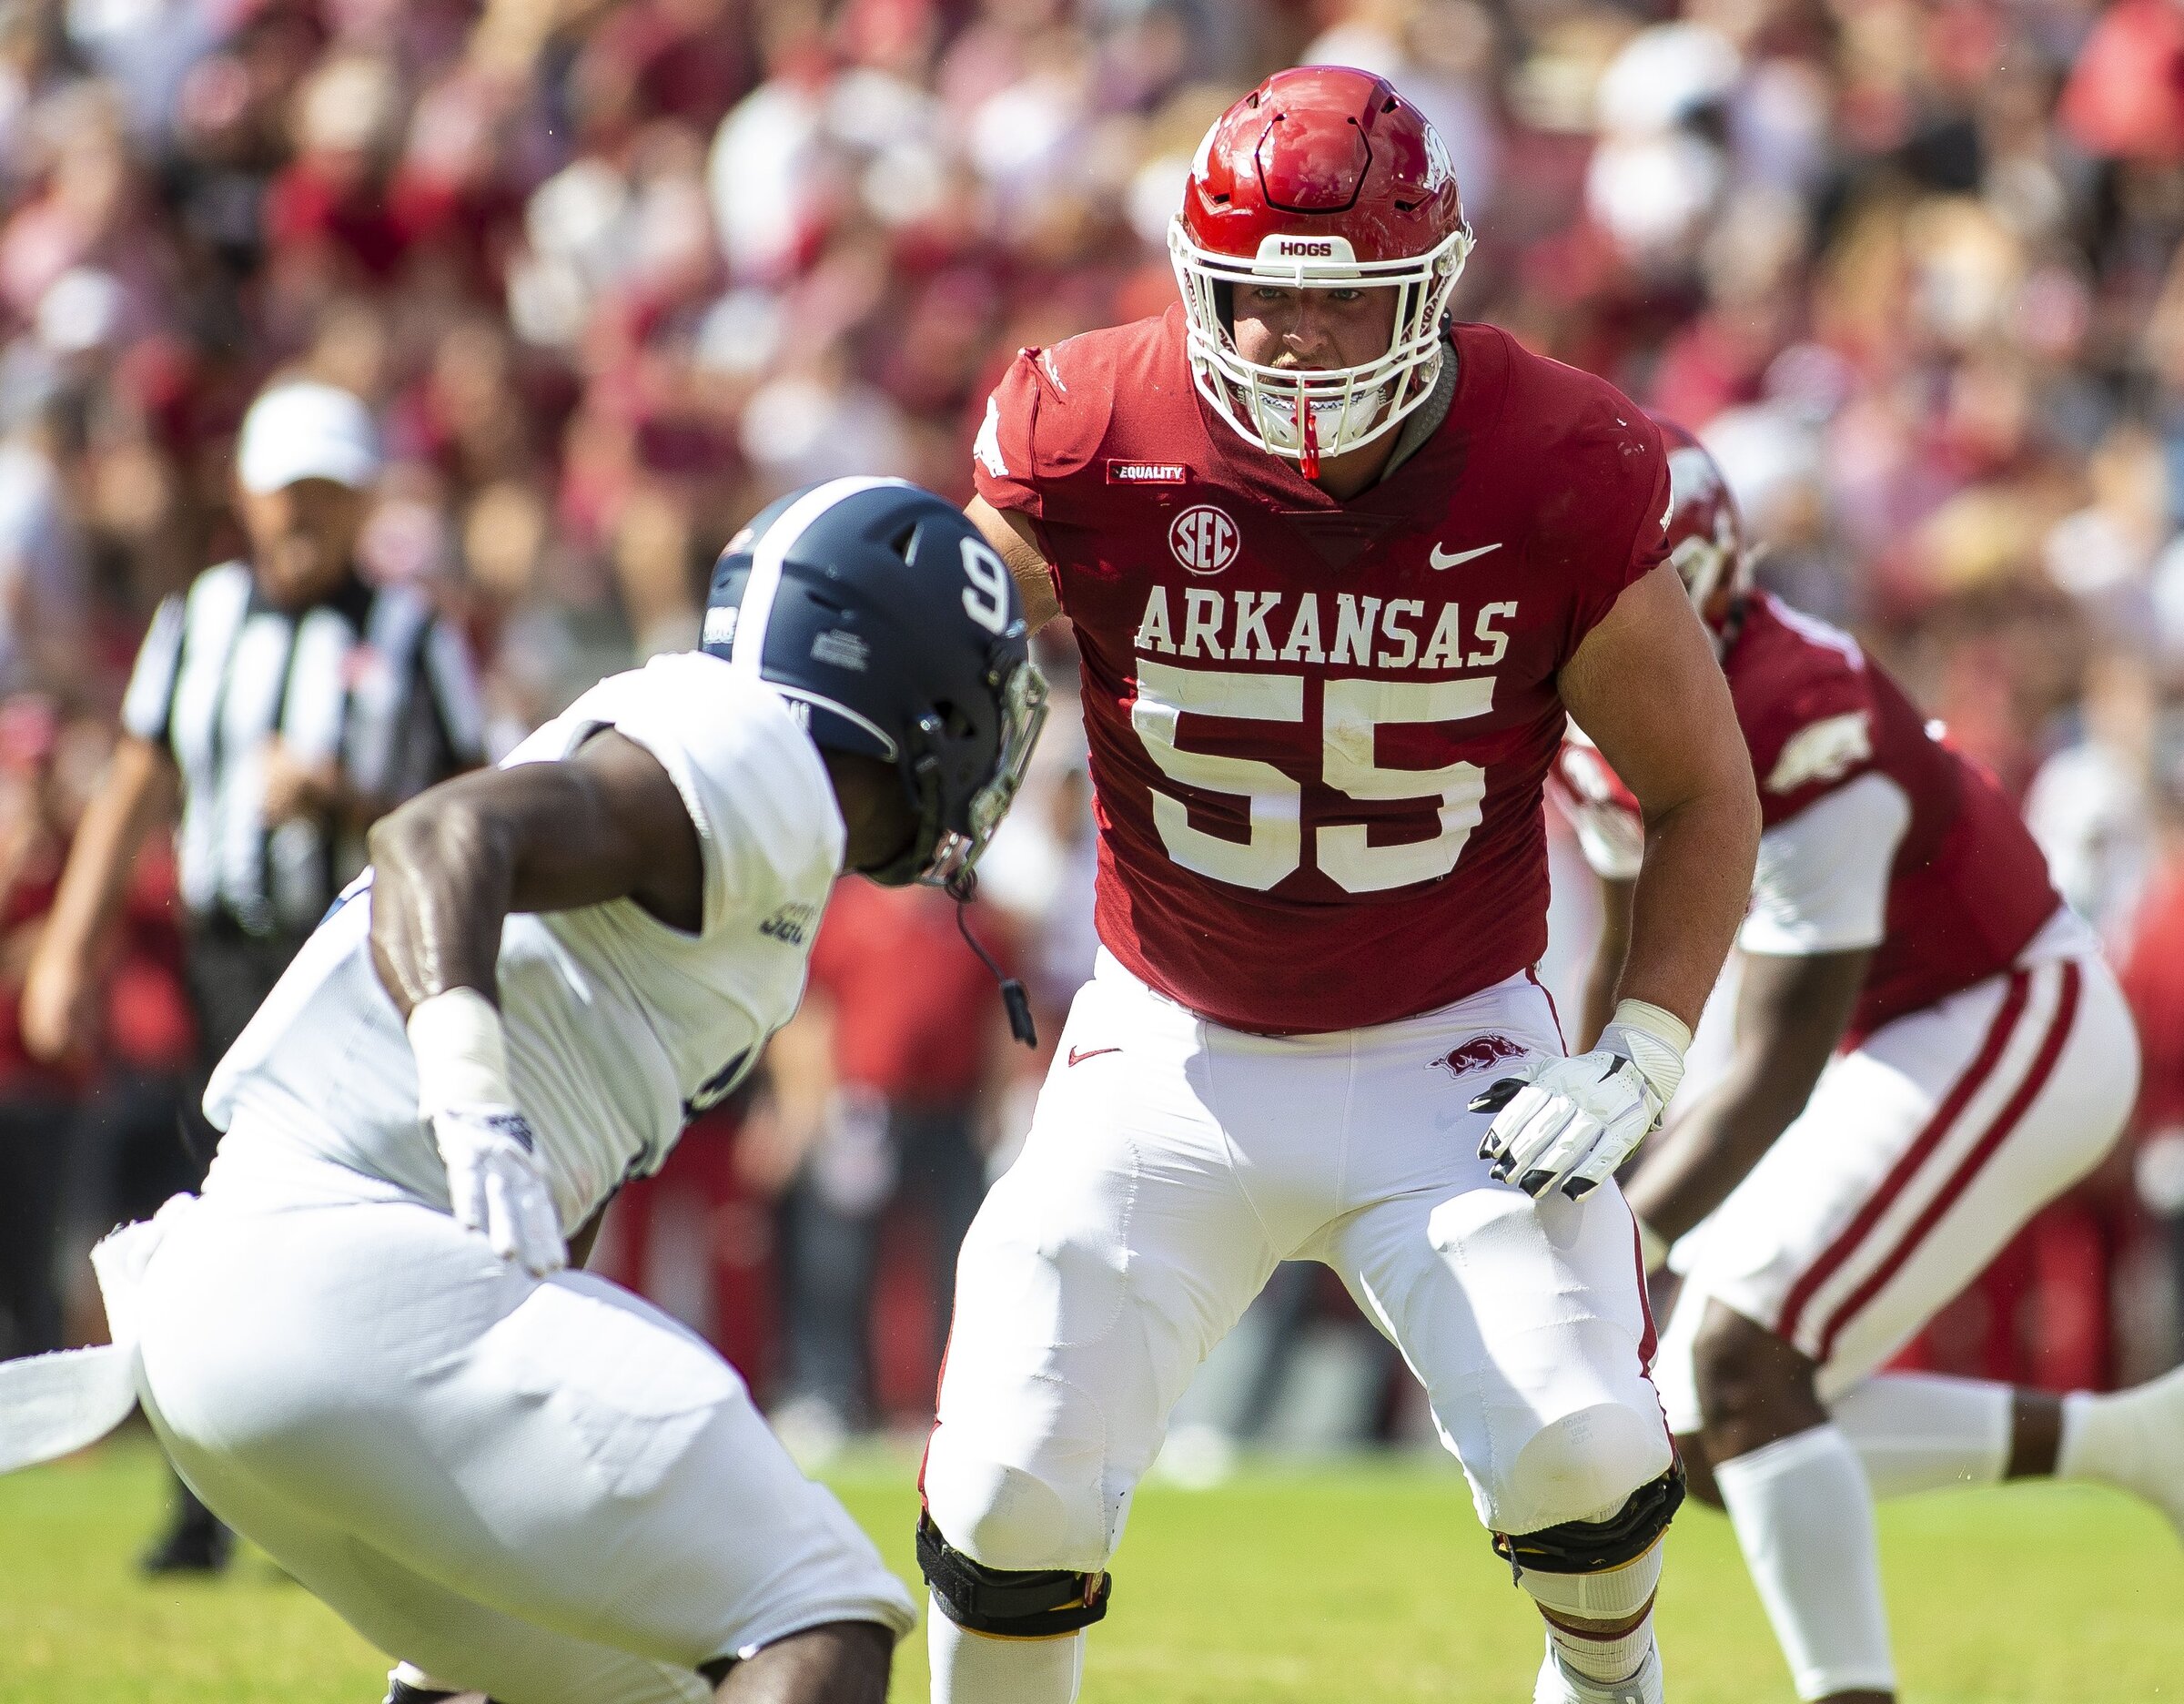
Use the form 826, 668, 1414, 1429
924, 951, 1673, 1572
1655, 928, 2139, 1431
133, 1129, 915, 1704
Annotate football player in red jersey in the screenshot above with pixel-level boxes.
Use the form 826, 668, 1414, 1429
917, 68, 1761, 1704
1552, 424, 2175, 1704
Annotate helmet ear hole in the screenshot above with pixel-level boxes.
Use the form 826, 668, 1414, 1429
934, 699, 976, 742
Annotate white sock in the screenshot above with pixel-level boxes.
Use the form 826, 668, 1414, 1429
1829, 1374, 2011, 1499
1713, 1425, 1895, 1700
1519, 1541, 1662, 1687
2058, 1385, 2146, 1485
2055, 1366, 2184, 1537
927, 1593, 1085, 1704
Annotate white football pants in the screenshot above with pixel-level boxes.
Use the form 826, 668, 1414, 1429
1654, 929, 2138, 1427
133, 1128, 915, 1704
924, 951, 1673, 1574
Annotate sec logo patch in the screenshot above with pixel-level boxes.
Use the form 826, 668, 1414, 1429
1168, 505, 1239, 575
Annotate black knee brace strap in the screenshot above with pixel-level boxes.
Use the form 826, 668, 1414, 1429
917, 1514, 1113, 1638
1491, 1463, 1685, 1579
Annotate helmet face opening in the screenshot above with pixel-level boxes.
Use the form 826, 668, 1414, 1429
1170, 66, 1471, 472
1170, 220, 1472, 466
914, 649, 1049, 891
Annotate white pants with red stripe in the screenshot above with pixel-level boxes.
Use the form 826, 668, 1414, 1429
923, 950, 1672, 1568
1654, 913, 2138, 1429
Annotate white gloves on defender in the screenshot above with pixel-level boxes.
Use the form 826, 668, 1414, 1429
410, 987, 566, 1275
430, 1104, 565, 1275
1471, 1000, 1690, 1202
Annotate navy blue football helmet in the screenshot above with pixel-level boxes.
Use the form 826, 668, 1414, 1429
703, 477, 1048, 888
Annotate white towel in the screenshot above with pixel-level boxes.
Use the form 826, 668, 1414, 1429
0, 1195, 195, 1475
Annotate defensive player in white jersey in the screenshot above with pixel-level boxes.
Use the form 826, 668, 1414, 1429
1552, 427, 2176, 1704
0, 480, 1048, 1704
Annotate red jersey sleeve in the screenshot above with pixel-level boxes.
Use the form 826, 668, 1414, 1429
1735, 653, 1881, 830
1552, 400, 1672, 663
972, 350, 1047, 520
972, 340, 1117, 616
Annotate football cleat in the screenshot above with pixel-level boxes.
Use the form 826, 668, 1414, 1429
383, 1664, 492, 1703
1532, 1642, 1663, 1704
139, 1488, 233, 1576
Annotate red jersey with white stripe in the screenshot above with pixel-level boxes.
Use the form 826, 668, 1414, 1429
1551, 593, 2060, 1042
974, 305, 1671, 1034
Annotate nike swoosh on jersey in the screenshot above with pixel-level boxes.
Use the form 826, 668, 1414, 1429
1067, 1046, 1121, 1067
1429, 542, 1502, 570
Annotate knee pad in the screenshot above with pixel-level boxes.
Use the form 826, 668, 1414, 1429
1491, 1463, 1685, 1580
917, 1514, 1112, 1638
1494, 1401, 1674, 1536
921, 1445, 1108, 1572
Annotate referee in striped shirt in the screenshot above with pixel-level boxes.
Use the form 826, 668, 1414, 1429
22, 379, 484, 1571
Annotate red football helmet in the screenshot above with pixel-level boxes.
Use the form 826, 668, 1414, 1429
1170, 66, 1472, 477
1652, 416, 1751, 629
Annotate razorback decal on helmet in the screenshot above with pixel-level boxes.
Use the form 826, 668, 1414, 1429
1257, 96, 1373, 212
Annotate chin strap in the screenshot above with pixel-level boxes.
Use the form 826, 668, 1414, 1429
949, 871, 1037, 1049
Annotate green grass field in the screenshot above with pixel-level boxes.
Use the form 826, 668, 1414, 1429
5, 1433, 2180, 1702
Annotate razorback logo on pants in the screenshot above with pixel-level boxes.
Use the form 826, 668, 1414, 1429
1435, 1033, 1529, 1079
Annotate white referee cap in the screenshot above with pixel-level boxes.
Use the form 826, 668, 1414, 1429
237, 380, 382, 494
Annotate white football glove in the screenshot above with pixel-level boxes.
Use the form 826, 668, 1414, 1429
1471, 1001, 1690, 1202
431, 1104, 566, 1275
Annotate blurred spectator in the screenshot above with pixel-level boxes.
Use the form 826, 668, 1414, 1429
2027, 648, 2159, 949
2122, 771, 2184, 1353
0, 372, 85, 694
0, 694, 78, 1362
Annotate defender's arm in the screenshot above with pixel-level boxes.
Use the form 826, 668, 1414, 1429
367, 732, 703, 1274
367, 729, 701, 1017
1623, 946, 1868, 1245
1562, 563, 1759, 1032
967, 495, 1059, 634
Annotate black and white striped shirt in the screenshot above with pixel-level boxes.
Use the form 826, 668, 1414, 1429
121, 562, 485, 937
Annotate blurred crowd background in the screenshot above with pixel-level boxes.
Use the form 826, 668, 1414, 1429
8, 0, 2184, 1470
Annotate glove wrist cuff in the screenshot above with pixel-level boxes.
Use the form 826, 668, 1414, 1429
409, 988, 514, 1116
1603, 998, 1689, 1107
1607, 998, 1691, 1056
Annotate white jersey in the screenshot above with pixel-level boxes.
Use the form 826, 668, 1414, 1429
206, 651, 845, 1229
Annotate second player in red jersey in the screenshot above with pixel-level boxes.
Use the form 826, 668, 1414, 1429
1555, 422, 2164, 1704
1552, 583, 2061, 1051
922, 67, 1760, 1704
976, 305, 1673, 1033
